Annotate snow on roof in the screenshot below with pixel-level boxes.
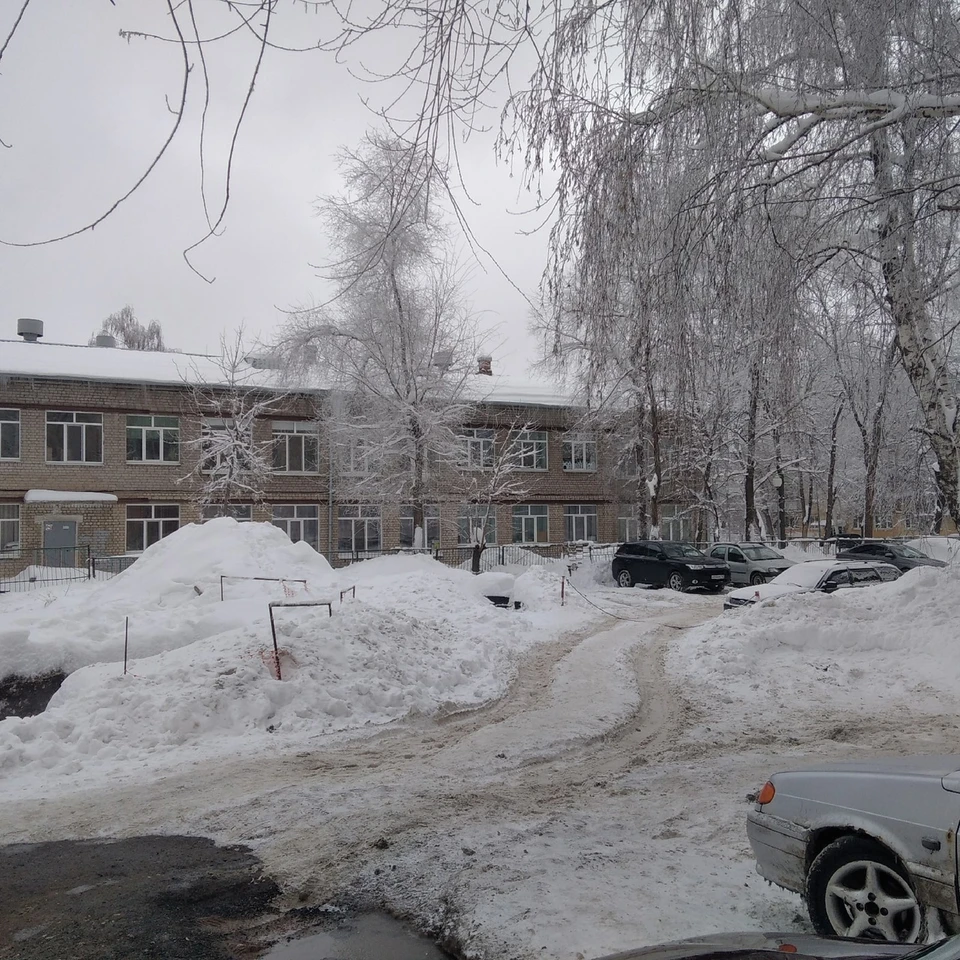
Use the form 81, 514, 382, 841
24, 490, 119, 503
0, 339, 318, 392
0, 339, 572, 407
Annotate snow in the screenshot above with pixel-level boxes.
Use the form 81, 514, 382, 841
3, 520, 960, 958
907, 536, 960, 564
23, 489, 118, 503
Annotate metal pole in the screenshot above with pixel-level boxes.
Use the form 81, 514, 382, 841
123, 617, 129, 675
220, 576, 224, 602
268, 604, 283, 681
561, 577, 566, 606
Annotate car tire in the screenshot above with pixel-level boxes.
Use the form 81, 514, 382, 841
806, 835, 926, 943
667, 572, 686, 592
749, 572, 766, 586
616, 569, 634, 588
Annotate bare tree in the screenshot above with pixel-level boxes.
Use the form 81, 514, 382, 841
179, 329, 277, 514
89, 306, 166, 351
278, 131, 484, 543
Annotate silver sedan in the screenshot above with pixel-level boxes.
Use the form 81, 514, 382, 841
748, 756, 960, 943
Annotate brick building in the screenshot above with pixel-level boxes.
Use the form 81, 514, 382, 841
0, 323, 672, 576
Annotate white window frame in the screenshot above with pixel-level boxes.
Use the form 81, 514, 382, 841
562, 434, 597, 472
126, 415, 180, 463
0, 504, 20, 558
273, 421, 321, 474
510, 429, 548, 470
200, 503, 254, 522
0, 409, 20, 461
272, 504, 320, 550
459, 428, 495, 469
458, 506, 497, 545
617, 506, 642, 542
125, 504, 180, 552
512, 504, 549, 543
338, 504, 381, 553
661, 504, 692, 541
46, 411, 103, 464
344, 437, 373, 476
564, 503, 598, 542
400, 505, 441, 548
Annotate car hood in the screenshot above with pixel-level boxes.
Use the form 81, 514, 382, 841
727, 582, 805, 603
598, 932, 915, 960
777, 754, 960, 780
909, 557, 948, 567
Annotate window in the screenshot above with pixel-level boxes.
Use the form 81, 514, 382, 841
510, 429, 548, 470
200, 503, 253, 522
851, 567, 882, 584
512, 504, 549, 543
338, 505, 381, 552
126, 415, 179, 463
126, 504, 180, 552
400, 505, 440, 548
458, 506, 497, 545
727, 548, 746, 563
565, 504, 597, 542
0, 410, 20, 460
873, 513, 893, 531
459, 428, 495, 469
272, 504, 320, 551
709, 546, 727, 560
0, 505, 20, 558
46, 411, 103, 463
562, 434, 596, 472
273, 421, 320, 473
345, 437, 373, 475
661, 504, 692, 541
617, 507, 642, 542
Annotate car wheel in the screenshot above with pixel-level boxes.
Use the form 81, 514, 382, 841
806, 836, 926, 943
616, 569, 634, 588
667, 572, 686, 592
749, 572, 766, 586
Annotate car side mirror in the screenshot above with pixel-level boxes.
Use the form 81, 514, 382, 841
822, 581, 839, 593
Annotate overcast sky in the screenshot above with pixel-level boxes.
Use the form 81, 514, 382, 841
0, 1, 550, 377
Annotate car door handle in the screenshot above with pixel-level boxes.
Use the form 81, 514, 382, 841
922, 837, 941, 852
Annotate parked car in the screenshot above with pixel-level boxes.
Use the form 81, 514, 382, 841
598, 931, 938, 960
708, 542, 794, 585
612, 541, 730, 592
723, 559, 900, 610
837, 541, 947, 572
747, 756, 960, 943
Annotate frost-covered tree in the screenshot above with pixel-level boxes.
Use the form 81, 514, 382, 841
89, 306, 166, 351
180, 329, 277, 514
279, 132, 484, 544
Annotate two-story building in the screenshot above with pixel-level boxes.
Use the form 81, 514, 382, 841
0, 321, 683, 576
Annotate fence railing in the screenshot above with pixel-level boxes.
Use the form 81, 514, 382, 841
0, 547, 137, 594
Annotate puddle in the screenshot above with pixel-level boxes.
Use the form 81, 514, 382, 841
264, 913, 452, 959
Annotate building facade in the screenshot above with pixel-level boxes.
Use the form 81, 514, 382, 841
0, 330, 673, 577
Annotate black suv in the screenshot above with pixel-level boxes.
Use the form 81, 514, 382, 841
612, 541, 731, 592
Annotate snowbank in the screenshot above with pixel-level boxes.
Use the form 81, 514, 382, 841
667, 563, 960, 743
0, 523, 597, 783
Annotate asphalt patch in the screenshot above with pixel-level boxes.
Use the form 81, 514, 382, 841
0, 670, 67, 720
0, 836, 280, 960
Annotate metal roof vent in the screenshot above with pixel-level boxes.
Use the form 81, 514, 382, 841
17, 318, 44, 342
95, 334, 117, 348
477, 355, 493, 376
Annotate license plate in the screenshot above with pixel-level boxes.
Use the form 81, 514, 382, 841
711, 574, 724, 579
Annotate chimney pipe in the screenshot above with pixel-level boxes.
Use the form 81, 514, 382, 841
17, 318, 44, 343
478, 355, 493, 376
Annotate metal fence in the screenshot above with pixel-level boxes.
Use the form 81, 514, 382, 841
0, 547, 136, 594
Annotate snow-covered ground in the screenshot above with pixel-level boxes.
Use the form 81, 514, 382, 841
2, 522, 958, 959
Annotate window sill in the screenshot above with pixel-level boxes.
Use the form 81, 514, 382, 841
516, 467, 549, 472
45, 460, 105, 466
126, 460, 181, 466
0, 457, 21, 462
562, 467, 598, 473
272, 470, 322, 476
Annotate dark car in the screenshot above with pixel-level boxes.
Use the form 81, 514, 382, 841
836, 541, 947, 572
612, 541, 730, 592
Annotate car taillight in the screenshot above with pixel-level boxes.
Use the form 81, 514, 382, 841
757, 781, 775, 805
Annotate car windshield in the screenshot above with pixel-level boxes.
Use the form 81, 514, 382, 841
740, 545, 783, 560
896, 544, 926, 558
770, 564, 831, 588
661, 543, 707, 559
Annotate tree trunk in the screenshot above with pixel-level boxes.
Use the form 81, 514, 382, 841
743, 358, 761, 540
824, 403, 842, 540
646, 360, 662, 539
471, 542, 483, 575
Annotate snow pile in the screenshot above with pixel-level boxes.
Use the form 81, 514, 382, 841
0, 519, 337, 679
668, 563, 960, 742
0, 527, 596, 783
907, 535, 960, 564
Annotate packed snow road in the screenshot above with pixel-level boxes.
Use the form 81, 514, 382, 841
2, 582, 955, 959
